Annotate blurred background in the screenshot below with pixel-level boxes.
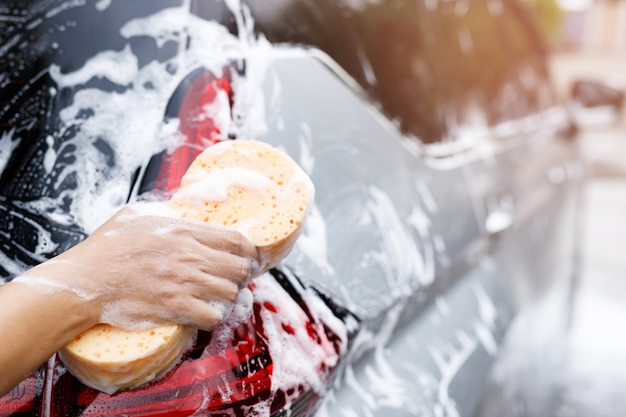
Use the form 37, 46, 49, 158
529, 1, 626, 416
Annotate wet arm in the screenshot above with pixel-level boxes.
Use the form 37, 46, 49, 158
0, 278, 100, 397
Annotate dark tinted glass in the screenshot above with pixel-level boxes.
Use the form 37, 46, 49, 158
249, 0, 550, 144
493, 0, 555, 121
248, 0, 444, 143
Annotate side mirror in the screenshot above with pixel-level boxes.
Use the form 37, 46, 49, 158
569, 78, 625, 129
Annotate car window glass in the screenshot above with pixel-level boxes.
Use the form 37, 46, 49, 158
427, 0, 503, 142
248, 0, 444, 143
351, 0, 445, 143
249, 0, 555, 147
250, 0, 501, 144
496, 0, 556, 116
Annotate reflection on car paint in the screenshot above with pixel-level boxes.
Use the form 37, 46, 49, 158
315, 262, 505, 417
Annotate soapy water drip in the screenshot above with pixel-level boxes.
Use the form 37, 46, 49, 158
312, 253, 503, 417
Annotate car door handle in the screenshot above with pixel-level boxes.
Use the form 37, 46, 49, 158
485, 209, 514, 235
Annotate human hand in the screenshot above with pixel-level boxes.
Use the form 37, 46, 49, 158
15, 204, 260, 332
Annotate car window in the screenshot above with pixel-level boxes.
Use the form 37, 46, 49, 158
339, 0, 509, 144
249, 0, 551, 146
247, 0, 441, 143
493, 0, 556, 120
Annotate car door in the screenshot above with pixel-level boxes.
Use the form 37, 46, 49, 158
468, 3, 584, 415
242, 48, 515, 417
246, 0, 535, 415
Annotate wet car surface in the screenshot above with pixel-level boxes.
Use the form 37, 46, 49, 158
0, 0, 584, 416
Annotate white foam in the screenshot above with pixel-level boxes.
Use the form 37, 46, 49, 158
174, 166, 273, 202
3, 1, 348, 411
6, 208, 59, 258
45, 0, 86, 19
12, 270, 97, 301
50, 45, 138, 89
30, 4, 251, 237
122, 201, 175, 218
294, 203, 334, 274
296, 123, 315, 174
254, 273, 346, 399
202, 286, 255, 359
367, 186, 431, 290
94, 0, 111, 12
200, 272, 348, 411
99, 300, 163, 332
206, 299, 233, 322
0, 128, 20, 175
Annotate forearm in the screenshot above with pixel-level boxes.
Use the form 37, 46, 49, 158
0, 280, 99, 397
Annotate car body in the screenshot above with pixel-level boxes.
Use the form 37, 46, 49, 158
0, 0, 585, 416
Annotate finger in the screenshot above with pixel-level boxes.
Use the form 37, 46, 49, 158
121, 210, 261, 264
180, 298, 229, 331
182, 271, 240, 304
156, 248, 250, 285
195, 248, 254, 284
189, 223, 260, 261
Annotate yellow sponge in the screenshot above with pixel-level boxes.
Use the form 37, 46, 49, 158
59, 140, 314, 394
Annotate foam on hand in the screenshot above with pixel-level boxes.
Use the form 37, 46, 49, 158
59, 139, 315, 394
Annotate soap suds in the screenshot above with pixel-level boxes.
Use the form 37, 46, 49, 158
172, 166, 273, 202
0, 128, 20, 175
12, 269, 97, 301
